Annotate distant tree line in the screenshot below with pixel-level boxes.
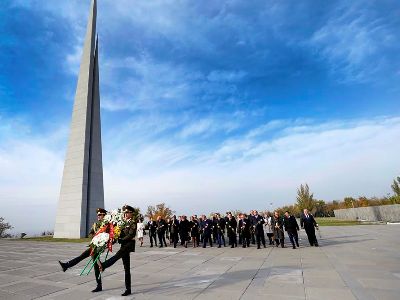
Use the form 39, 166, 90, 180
274, 177, 400, 218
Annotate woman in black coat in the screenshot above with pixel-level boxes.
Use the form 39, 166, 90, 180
189, 216, 199, 248
271, 211, 285, 248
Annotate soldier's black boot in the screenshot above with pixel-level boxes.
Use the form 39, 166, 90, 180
58, 261, 68, 272
92, 284, 102, 292
121, 289, 131, 296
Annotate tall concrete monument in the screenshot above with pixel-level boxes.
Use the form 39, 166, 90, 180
54, 0, 104, 238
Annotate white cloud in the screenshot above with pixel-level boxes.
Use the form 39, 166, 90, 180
309, 2, 396, 83
1, 112, 399, 235
103, 115, 400, 216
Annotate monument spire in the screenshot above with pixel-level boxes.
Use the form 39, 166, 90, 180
54, 0, 104, 238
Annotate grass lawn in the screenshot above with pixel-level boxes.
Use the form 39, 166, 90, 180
315, 217, 367, 226
16, 236, 90, 243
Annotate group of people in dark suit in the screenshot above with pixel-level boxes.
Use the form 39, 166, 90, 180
58, 207, 319, 296
145, 209, 320, 250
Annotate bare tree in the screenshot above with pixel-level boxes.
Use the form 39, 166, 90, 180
0, 217, 13, 238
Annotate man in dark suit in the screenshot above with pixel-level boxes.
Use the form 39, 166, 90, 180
100, 205, 137, 296
170, 215, 180, 248
284, 211, 300, 249
147, 217, 158, 247
179, 215, 190, 248
201, 215, 213, 248
239, 214, 251, 248
253, 210, 266, 249
300, 209, 319, 247
156, 216, 168, 247
58, 208, 107, 293
226, 212, 237, 248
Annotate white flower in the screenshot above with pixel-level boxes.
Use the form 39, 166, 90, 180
103, 214, 112, 223
91, 232, 109, 248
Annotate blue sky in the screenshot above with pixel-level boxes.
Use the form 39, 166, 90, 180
1, 0, 399, 234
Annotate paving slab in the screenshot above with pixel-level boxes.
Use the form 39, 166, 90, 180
0, 224, 399, 299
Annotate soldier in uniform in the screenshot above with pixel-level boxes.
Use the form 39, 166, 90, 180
272, 211, 285, 248
284, 211, 300, 249
100, 205, 137, 296
226, 212, 237, 248
58, 208, 107, 293
253, 210, 266, 249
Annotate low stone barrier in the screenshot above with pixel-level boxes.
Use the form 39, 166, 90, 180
334, 204, 400, 222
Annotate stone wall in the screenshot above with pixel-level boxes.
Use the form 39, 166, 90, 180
334, 204, 400, 222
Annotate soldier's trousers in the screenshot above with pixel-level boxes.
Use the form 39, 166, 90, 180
102, 243, 134, 291
256, 232, 266, 248
67, 248, 101, 286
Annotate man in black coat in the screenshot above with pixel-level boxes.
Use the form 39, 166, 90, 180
249, 210, 256, 245
156, 216, 168, 247
226, 212, 237, 248
284, 211, 300, 249
239, 214, 251, 248
201, 215, 213, 248
300, 209, 319, 247
179, 215, 190, 248
170, 215, 180, 248
253, 210, 266, 249
214, 213, 226, 248
147, 217, 158, 247
100, 205, 137, 296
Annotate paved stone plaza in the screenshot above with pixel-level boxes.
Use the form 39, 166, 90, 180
0, 225, 399, 300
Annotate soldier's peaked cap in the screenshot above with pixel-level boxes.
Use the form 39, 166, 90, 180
96, 208, 107, 215
123, 205, 134, 213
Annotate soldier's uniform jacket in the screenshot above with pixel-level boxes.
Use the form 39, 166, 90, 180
88, 221, 104, 239
119, 219, 137, 252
